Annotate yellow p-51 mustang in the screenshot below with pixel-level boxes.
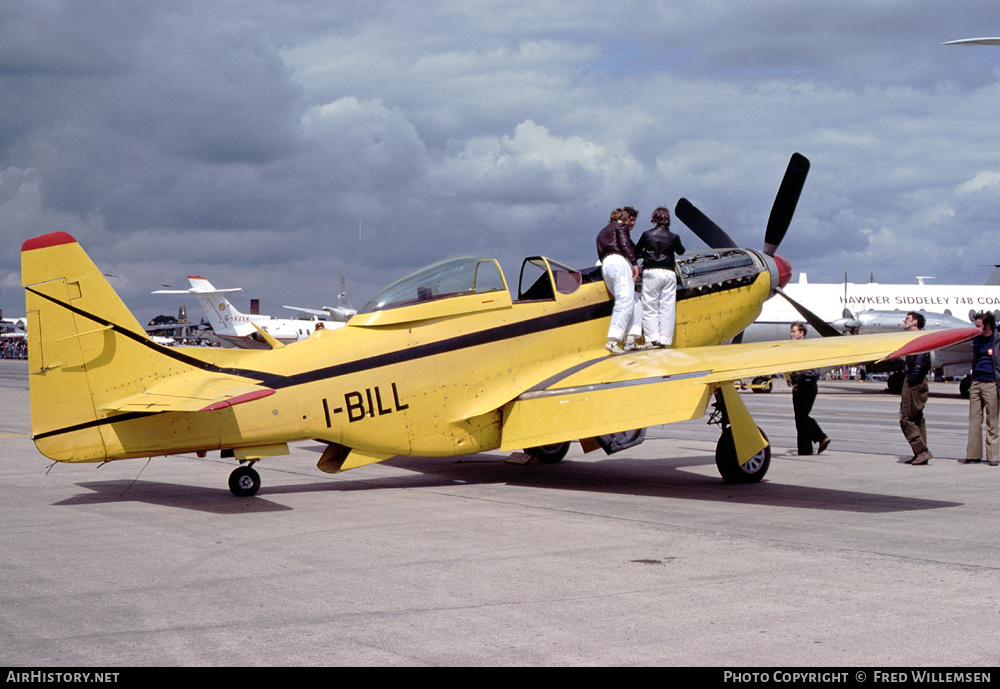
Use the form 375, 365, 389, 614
21, 155, 977, 496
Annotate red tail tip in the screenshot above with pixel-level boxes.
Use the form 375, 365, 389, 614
21, 232, 77, 252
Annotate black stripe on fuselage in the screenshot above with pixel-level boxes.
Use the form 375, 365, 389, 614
32, 411, 157, 441
249, 299, 615, 390
30, 292, 613, 439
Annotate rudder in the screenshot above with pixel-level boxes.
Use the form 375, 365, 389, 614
21, 232, 187, 462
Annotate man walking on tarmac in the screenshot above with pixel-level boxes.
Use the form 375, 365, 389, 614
900, 311, 932, 465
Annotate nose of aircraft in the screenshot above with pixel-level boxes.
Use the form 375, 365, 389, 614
773, 254, 792, 288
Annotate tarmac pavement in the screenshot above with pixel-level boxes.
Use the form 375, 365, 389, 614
1, 360, 997, 667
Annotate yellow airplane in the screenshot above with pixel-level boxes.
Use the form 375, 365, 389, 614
21, 155, 979, 496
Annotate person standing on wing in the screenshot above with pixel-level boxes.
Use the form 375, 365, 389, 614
596, 208, 640, 354
634, 206, 684, 348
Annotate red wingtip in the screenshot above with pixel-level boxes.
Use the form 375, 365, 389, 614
887, 327, 982, 360
21, 232, 77, 252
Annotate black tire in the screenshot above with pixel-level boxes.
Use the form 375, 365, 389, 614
751, 377, 773, 393
959, 374, 971, 400
229, 465, 261, 497
715, 427, 770, 484
524, 442, 570, 463
886, 371, 904, 395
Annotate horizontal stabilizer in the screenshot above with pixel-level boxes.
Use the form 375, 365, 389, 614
103, 378, 275, 413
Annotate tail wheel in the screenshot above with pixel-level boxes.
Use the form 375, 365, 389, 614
716, 427, 770, 484
229, 465, 261, 497
524, 442, 570, 463
959, 374, 972, 400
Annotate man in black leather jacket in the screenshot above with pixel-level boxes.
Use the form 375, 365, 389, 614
789, 322, 831, 455
900, 311, 932, 465
634, 206, 684, 347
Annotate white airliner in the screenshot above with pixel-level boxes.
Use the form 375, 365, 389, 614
154, 276, 352, 349
742, 270, 1000, 393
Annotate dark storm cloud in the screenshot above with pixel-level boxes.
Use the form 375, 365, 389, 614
2, 0, 999, 320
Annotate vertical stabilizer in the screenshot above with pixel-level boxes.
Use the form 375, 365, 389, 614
21, 232, 191, 462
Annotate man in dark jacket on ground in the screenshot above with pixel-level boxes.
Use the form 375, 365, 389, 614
789, 322, 832, 456
900, 311, 932, 465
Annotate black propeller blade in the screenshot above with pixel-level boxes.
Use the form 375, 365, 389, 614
676, 153, 839, 339
775, 286, 842, 338
674, 197, 739, 249
675, 152, 810, 258
763, 152, 810, 256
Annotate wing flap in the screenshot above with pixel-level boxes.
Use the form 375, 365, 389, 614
501, 378, 713, 451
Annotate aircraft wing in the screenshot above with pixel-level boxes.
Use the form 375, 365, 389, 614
102, 375, 275, 413
284, 305, 357, 321
499, 327, 979, 451
284, 305, 326, 317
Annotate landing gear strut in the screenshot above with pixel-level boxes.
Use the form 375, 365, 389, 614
709, 388, 771, 484
229, 462, 261, 497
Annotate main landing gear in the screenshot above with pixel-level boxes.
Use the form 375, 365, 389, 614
715, 427, 770, 484
524, 443, 570, 463
229, 462, 261, 497
709, 388, 771, 484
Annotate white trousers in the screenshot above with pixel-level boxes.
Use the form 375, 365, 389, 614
641, 268, 678, 345
601, 254, 641, 341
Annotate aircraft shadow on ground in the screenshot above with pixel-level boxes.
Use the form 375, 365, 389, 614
56, 448, 961, 515
375, 454, 962, 513
55, 480, 295, 515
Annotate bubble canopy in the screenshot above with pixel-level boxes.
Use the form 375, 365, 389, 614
358, 255, 507, 314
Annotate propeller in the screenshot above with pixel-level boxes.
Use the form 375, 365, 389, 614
675, 152, 809, 259
832, 271, 861, 333
674, 197, 739, 250
763, 152, 809, 256
675, 153, 841, 337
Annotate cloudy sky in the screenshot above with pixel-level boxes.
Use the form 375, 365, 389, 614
2, 0, 999, 323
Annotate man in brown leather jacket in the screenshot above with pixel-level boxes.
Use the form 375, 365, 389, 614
596, 208, 640, 354
900, 312, 932, 465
